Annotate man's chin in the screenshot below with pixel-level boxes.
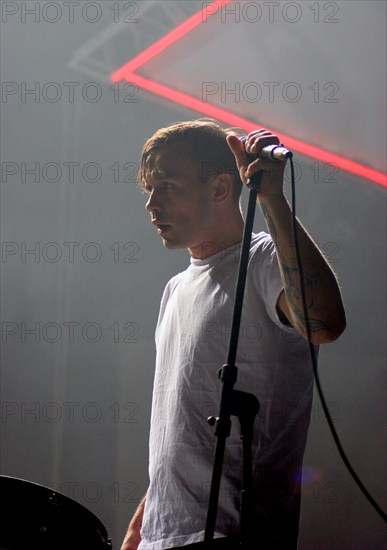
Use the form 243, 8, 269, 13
161, 236, 186, 250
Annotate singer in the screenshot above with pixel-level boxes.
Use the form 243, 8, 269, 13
121, 119, 346, 550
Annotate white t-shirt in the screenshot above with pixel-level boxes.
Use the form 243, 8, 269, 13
139, 233, 315, 549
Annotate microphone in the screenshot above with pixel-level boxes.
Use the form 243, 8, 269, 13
238, 135, 293, 161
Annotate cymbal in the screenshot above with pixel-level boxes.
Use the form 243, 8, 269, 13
0, 475, 112, 550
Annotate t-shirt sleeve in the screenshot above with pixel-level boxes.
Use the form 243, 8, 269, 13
249, 232, 295, 332
155, 272, 184, 340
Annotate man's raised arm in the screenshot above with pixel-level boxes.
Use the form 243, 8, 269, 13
227, 130, 346, 344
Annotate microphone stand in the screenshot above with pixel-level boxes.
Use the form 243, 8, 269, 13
205, 171, 262, 547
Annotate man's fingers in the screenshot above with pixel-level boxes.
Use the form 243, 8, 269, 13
226, 134, 250, 167
246, 134, 280, 154
227, 134, 255, 183
227, 132, 285, 187
244, 158, 263, 179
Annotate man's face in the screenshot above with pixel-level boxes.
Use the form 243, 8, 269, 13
143, 144, 217, 256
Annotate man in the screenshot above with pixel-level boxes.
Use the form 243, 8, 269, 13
121, 119, 346, 550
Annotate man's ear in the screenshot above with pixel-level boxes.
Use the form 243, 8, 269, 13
211, 173, 233, 203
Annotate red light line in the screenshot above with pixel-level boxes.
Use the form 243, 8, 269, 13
124, 73, 387, 187
110, 1, 386, 187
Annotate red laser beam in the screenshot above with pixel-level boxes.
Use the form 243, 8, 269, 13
111, 1, 386, 187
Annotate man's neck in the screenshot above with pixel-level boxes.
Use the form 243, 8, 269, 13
188, 210, 245, 260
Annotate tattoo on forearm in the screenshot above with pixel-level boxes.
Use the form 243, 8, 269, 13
261, 204, 331, 334
282, 263, 332, 334
261, 204, 277, 240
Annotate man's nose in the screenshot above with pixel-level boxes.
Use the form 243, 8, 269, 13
145, 192, 160, 213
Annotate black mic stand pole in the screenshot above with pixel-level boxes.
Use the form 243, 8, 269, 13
205, 171, 263, 547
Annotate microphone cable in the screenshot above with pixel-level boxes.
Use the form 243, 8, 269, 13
288, 156, 387, 523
